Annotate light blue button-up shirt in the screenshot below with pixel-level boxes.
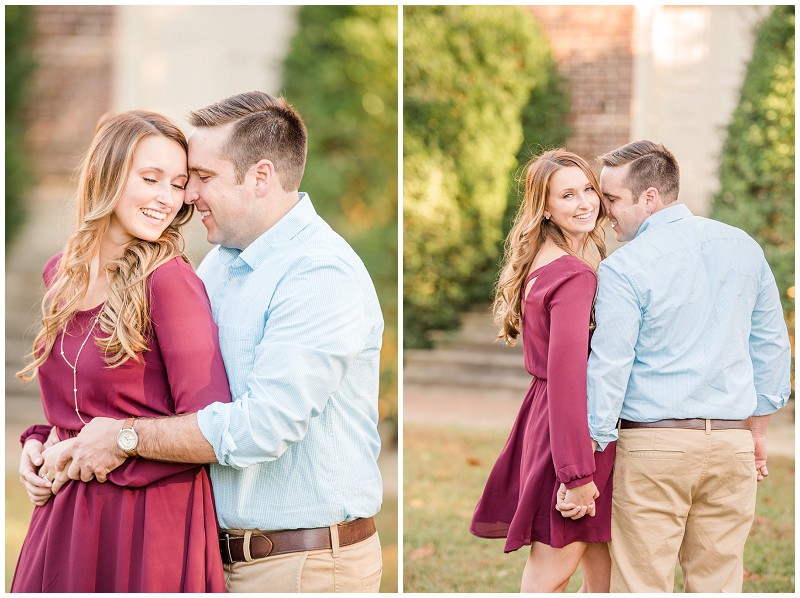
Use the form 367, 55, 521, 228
587, 204, 791, 451
195, 193, 384, 530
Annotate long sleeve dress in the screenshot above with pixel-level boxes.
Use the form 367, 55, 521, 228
11, 254, 229, 592
470, 255, 615, 551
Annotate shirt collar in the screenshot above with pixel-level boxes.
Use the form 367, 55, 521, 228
635, 203, 693, 239
217, 192, 317, 271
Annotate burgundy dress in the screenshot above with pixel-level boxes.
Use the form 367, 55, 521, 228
11, 254, 229, 592
470, 255, 615, 551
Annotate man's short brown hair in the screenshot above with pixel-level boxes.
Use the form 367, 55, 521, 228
189, 91, 307, 191
598, 140, 680, 203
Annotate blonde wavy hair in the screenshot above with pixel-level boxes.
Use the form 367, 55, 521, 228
493, 149, 607, 346
17, 110, 192, 381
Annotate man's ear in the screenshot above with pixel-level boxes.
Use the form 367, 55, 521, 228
253, 159, 275, 196
643, 186, 661, 213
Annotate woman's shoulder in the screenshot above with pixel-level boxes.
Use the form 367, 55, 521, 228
554, 254, 596, 278
148, 255, 202, 291
542, 256, 597, 299
43, 252, 64, 287
531, 253, 595, 280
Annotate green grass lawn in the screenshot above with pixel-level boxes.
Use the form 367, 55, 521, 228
404, 424, 795, 592
6, 475, 398, 592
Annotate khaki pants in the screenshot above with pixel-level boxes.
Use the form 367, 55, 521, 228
223, 528, 382, 593
610, 427, 757, 592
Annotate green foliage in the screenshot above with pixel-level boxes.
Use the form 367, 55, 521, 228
711, 6, 794, 337
403, 6, 570, 347
5, 6, 37, 246
281, 6, 398, 431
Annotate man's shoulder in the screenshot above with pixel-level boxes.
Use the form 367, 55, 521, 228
297, 216, 370, 274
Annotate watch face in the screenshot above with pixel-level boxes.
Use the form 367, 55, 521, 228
118, 429, 137, 451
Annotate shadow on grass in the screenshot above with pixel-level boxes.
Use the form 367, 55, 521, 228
403, 424, 794, 593
6, 475, 398, 592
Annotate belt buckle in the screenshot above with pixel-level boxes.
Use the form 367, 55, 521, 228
222, 532, 234, 564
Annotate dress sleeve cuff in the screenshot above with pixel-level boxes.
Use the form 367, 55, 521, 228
20, 424, 52, 447
564, 473, 594, 489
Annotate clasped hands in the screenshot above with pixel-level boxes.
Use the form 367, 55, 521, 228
555, 480, 599, 520
19, 417, 128, 505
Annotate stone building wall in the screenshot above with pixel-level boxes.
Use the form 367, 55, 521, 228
24, 6, 115, 184
528, 6, 635, 162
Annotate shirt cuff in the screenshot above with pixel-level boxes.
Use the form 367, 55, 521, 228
197, 402, 237, 467
751, 392, 788, 416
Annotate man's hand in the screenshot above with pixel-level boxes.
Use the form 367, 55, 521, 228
752, 431, 768, 482
746, 414, 771, 483
19, 439, 52, 506
555, 480, 599, 520
39, 437, 79, 493
53, 417, 128, 483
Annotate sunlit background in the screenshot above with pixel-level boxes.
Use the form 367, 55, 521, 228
6, 5, 397, 591
403, 5, 793, 592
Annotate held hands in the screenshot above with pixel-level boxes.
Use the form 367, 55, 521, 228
18, 429, 63, 506
19, 439, 51, 506
555, 480, 599, 520
53, 417, 128, 484
40, 437, 80, 495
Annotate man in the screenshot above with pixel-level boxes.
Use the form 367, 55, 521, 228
586, 140, 790, 592
23, 91, 385, 592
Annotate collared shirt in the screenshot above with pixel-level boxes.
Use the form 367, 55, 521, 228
587, 203, 791, 451
195, 193, 384, 530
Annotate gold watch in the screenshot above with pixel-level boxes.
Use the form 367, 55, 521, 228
116, 417, 139, 457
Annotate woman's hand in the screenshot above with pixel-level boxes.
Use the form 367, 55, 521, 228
40, 437, 85, 494
19, 439, 53, 506
555, 480, 599, 520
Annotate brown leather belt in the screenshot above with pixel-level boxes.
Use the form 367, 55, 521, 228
620, 418, 748, 431
219, 517, 376, 564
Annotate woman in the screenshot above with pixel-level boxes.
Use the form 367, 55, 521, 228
469, 150, 615, 592
12, 110, 229, 592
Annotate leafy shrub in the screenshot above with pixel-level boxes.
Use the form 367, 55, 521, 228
6, 6, 37, 245
281, 6, 398, 432
403, 6, 570, 346
711, 6, 794, 338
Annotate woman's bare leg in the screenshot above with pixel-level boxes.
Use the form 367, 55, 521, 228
578, 542, 611, 593
521, 541, 586, 592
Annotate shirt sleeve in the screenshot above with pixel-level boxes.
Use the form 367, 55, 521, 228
197, 257, 372, 469
107, 258, 232, 488
749, 256, 791, 415
587, 261, 641, 451
547, 268, 597, 489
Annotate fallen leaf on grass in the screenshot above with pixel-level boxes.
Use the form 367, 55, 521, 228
410, 498, 425, 509
743, 569, 762, 581
410, 544, 436, 560
466, 456, 482, 466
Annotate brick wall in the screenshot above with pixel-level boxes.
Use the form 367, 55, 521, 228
528, 6, 634, 163
24, 6, 115, 184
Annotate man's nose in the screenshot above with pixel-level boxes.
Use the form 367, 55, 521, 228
184, 179, 199, 205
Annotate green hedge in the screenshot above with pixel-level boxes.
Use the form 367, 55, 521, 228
281, 6, 398, 434
403, 6, 570, 347
711, 6, 794, 337
6, 6, 37, 246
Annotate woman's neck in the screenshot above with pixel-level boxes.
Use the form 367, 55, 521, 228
564, 232, 586, 256
97, 230, 129, 268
